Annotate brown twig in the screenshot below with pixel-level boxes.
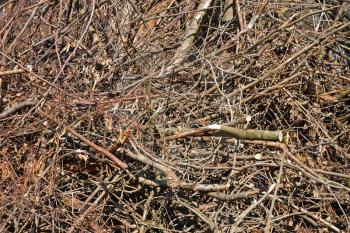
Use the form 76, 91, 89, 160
207, 190, 259, 202
124, 149, 230, 192
39, 109, 127, 169
0, 99, 37, 119
0, 69, 25, 77
163, 124, 283, 142
65, 126, 128, 169
230, 184, 276, 232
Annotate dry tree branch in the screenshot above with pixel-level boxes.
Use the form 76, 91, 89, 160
265, 159, 285, 233
0, 69, 25, 76
7, 3, 39, 53
39, 109, 127, 169
269, 195, 342, 232
65, 126, 128, 169
234, 0, 245, 29
176, 198, 217, 231
124, 149, 230, 192
230, 184, 276, 232
211, 6, 341, 60
126, 0, 148, 27
2, 0, 349, 231
139, 190, 154, 233
0, 99, 37, 119
227, 21, 350, 98
243, 140, 350, 191
222, 0, 233, 22
192, 114, 251, 126
67, 173, 124, 233
207, 190, 259, 202
289, 203, 341, 233
247, 0, 268, 29
163, 124, 284, 142
0, 50, 92, 103
165, 0, 213, 72
44, 0, 97, 96
241, 72, 304, 104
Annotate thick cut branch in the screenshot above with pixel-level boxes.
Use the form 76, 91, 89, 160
163, 124, 283, 142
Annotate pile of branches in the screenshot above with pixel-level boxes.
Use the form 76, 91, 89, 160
1, 0, 349, 232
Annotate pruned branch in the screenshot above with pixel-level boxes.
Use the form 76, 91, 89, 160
162, 124, 284, 142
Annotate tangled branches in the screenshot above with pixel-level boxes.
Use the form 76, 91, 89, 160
0, 0, 349, 232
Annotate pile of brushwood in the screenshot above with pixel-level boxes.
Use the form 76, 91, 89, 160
1, 0, 350, 232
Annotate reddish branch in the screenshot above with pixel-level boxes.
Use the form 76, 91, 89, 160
39, 109, 127, 169
65, 126, 127, 169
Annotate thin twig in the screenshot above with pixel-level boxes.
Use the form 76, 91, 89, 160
230, 184, 276, 232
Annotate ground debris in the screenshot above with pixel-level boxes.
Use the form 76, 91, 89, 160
0, 0, 349, 232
